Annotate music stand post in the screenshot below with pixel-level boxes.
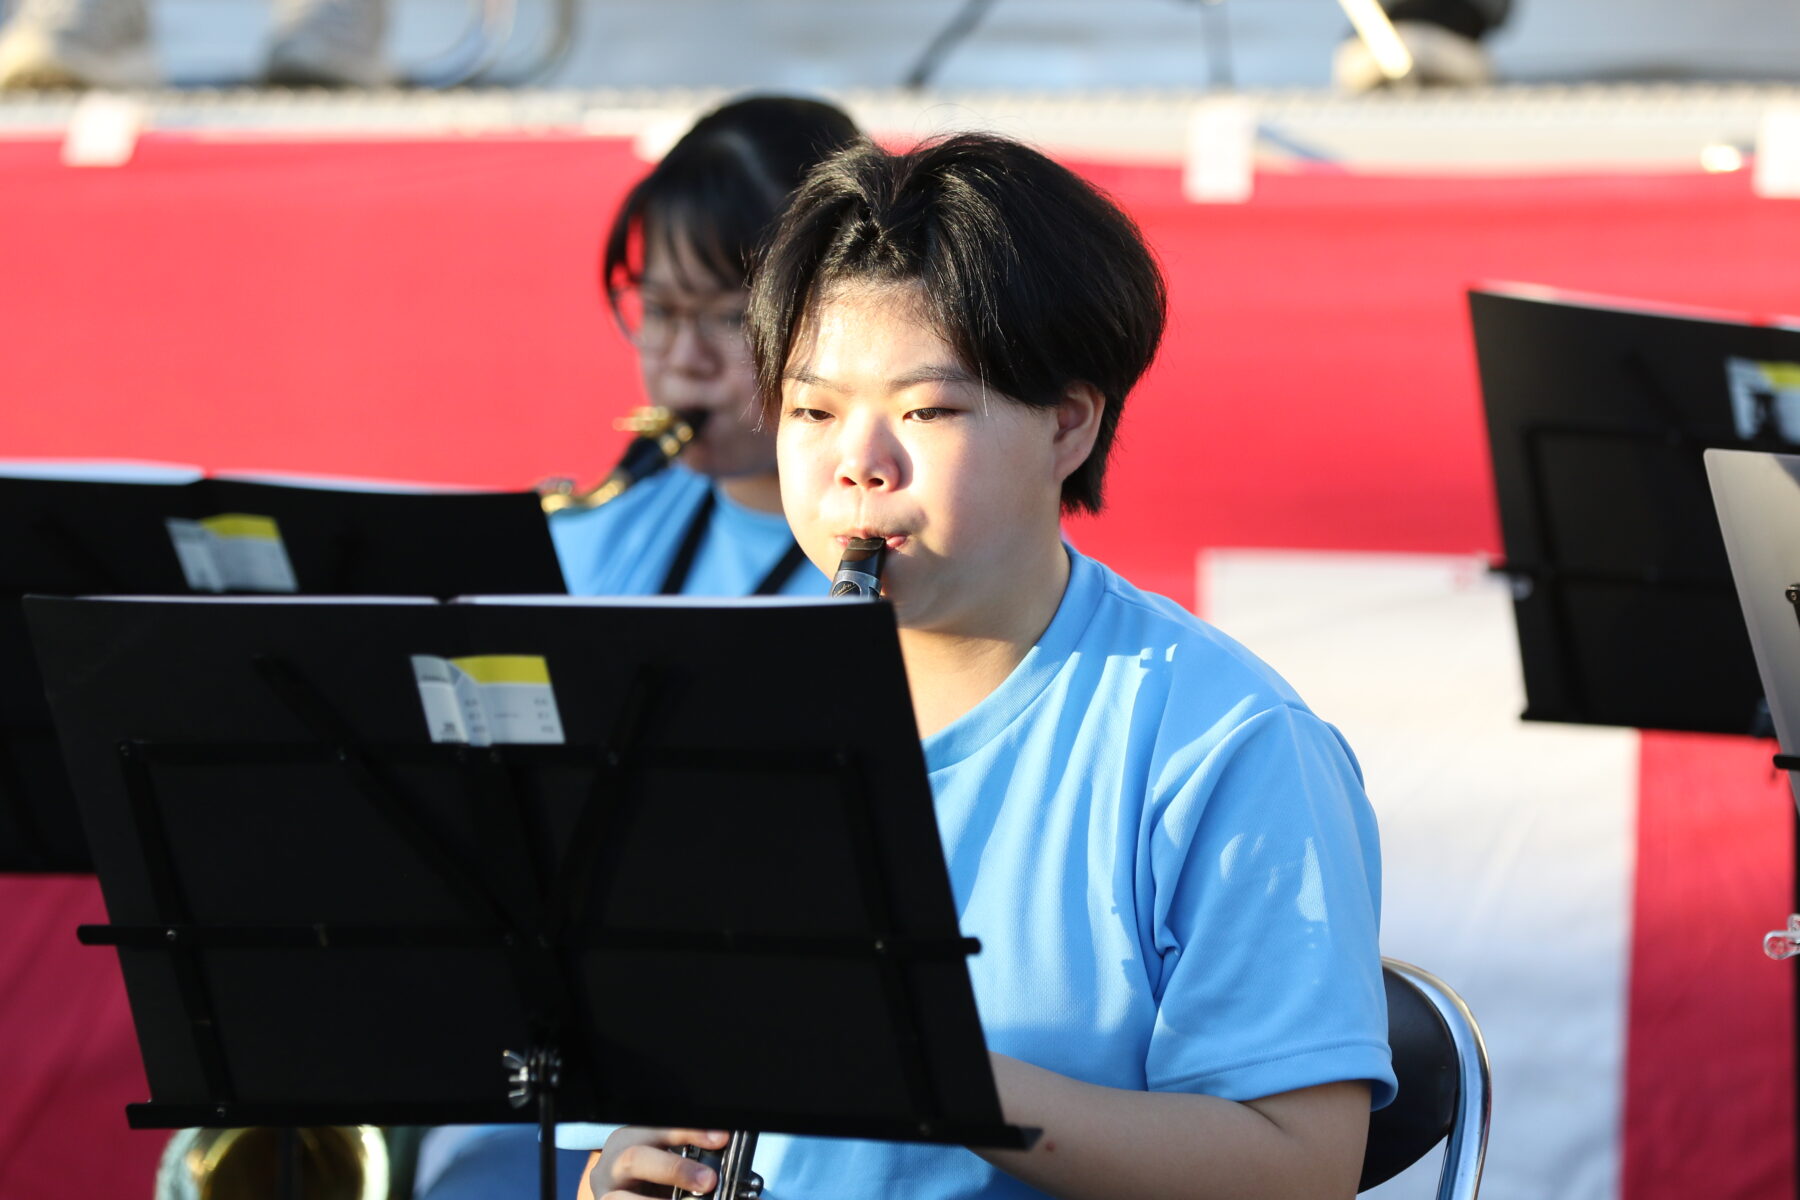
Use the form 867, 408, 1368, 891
29, 594, 1031, 1200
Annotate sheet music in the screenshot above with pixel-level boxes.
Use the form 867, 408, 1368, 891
164, 514, 299, 593
411, 654, 566, 746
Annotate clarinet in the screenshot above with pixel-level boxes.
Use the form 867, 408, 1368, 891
671, 540, 888, 1200
540, 407, 708, 514
673, 1132, 761, 1200
828, 536, 887, 598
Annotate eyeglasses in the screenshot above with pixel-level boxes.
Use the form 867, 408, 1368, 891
613, 286, 750, 355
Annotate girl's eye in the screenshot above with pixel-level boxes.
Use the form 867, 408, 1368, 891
908, 407, 953, 423
785, 407, 831, 423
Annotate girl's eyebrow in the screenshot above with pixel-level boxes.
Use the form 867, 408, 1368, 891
888, 364, 979, 390
782, 366, 847, 393
783, 363, 978, 392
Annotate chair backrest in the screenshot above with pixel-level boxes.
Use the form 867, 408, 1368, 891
1359, 958, 1491, 1199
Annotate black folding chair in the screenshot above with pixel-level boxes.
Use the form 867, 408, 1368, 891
1359, 958, 1492, 1198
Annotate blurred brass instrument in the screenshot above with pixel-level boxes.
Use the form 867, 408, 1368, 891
154, 1126, 391, 1200
540, 406, 707, 514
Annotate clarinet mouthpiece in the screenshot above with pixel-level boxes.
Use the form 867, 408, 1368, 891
830, 537, 887, 598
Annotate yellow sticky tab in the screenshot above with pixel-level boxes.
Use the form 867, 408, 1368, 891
199, 513, 282, 542
1756, 361, 1800, 389
450, 655, 552, 686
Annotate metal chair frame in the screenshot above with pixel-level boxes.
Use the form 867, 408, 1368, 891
1369, 957, 1492, 1199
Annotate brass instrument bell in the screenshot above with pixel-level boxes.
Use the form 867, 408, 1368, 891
154, 1125, 391, 1200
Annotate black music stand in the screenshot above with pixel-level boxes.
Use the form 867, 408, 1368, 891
1707, 448, 1800, 1200
1707, 449, 1800, 773
0, 471, 565, 871
0, 474, 193, 870
1477, 297, 1800, 1186
196, 476, 567, 598
1472, 286, 1800, 735
25, 594, 1028, 1200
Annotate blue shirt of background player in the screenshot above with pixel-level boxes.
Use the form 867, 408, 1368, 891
550, 464, 824, 598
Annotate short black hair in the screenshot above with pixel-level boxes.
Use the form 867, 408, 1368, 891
602, 95, 861, 304
748, 133, 1166, 514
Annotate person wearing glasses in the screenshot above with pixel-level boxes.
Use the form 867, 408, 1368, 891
548, 95, 863, 600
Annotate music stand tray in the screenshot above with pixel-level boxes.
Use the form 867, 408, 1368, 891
1472, 285, 1800, 735
25, 594, 1028, 1198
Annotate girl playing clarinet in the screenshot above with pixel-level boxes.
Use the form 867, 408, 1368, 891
577, 132, 1394, 1200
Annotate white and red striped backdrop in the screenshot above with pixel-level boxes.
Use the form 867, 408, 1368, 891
0, 135, 1794, 1199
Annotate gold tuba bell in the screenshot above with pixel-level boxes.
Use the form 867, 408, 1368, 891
154, 1126, 392, 1200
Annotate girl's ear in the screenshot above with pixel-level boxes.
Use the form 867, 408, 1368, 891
1052, 381, 1105, 485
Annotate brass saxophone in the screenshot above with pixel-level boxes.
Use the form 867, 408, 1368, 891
154, 1125, 390, 1200
540, 407, 707, 514
670, 538, 888, 1200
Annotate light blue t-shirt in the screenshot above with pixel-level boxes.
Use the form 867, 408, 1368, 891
549, 464, 824, 597
561, 551, 1394, 1199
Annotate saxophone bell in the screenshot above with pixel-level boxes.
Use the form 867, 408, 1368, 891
154, 1125, 390, 1200
540, 407, 709, 514
829, 537, 888, 599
